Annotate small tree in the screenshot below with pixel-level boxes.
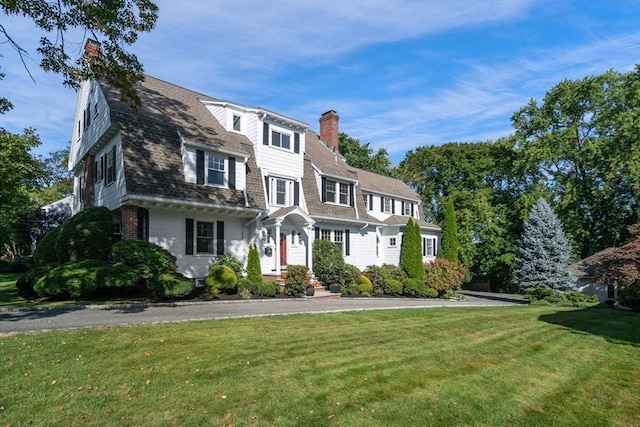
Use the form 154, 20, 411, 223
512, 198, 574, 292
246, 244, 262, 285
441, 198, 459, 262
400, 218, 424, 281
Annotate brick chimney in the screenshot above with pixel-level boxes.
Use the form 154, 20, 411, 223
84, 39, 102, 57
319, 110, 339, 152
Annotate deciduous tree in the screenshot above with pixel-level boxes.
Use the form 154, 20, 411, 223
441, 198, 459, 262
338, 132, 393, 176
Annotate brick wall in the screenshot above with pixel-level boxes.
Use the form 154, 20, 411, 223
121, 205, 138, 240
82, 154, 95, 209
319, 110, 339, 151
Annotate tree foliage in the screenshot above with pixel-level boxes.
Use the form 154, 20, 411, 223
595, 225, 640, 289
338, 132, 393, 176
512, 66, 640, 258
400, 218, 424, 280
512, 199, 575, 292
1, 0, 159, 108
246, 244, 262, 285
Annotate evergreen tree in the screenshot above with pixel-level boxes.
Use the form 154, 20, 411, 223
512, 198, 575, 292
441, 198, 459, 262
400, 218, 425, 281
246, 244, 262, 285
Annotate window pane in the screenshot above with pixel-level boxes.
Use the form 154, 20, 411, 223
281, 134, 290, 149
321, 229, 331, 241
233, 115, 241, 131
196, 222, 214, 253
339, 183, 349, 205
326, 181, 336, 203
271, 130, 281, 147
276, 179, 286, 205
207, 155, 225, 185
384, 198, 391, 213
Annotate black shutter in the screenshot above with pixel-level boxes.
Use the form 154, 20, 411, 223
349, 184, 354, 207
369, 194, 373, 210
422, 237, 426, 256
216, 221, 225, 255
263, 122, 269, 145
380, 197, 384, 212
196, 150, 204, 184
101, 155, 105, 183
137, 208, 149, 241
315, 227, 320, 239
294, 132, 300, 154
411, 203, 415, 217
264, 176, 270, 203
228, 156, 236, 189
391, 199, 395, 214
112, 146, 117, 180
94, 160, 98, 182
294, 181, 300, 206
345, 229, 350, 256
402, 201, 405, 215
321, 177, 327, 202
185, 218, 194, 255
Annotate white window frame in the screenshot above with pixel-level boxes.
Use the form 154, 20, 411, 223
106, 150, 115, 185
232, 114, 242, 132
325, 180, 336, 203
404, 202, 412, 216
389, 237, 397, 247
325, 179, 351, 206
423, 237, 436, 257
271, 130, 291, 150
384, 197, 392, 213
320, 229, 331, 241
363, 194, 368, 210
206, 154, 226, 187
339, 183, 349, 205
269, 177, 293, 206
334, 230, 344, 254
196, 221, 214, 254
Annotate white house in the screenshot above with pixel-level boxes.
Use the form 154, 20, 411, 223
68, 48, 440, 280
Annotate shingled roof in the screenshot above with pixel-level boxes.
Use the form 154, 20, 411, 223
100, 76, 266, 210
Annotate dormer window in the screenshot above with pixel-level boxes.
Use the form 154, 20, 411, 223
232, 115, 241, 132
207, 155, 225, 186
271, 130, 291, 150
322, 178, 354, 207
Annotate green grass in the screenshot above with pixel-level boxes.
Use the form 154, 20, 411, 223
0, 273, 31, 308
1, 306, 638, 426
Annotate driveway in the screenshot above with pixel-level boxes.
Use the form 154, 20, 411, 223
0, 291, 526, 335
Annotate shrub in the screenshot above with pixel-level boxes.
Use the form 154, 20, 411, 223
561, 291, 599, 306
211, 253, 244, 278
382, 264, 407, 282
96, 263, 144, 291
343, 264, 361, 286
402, 278, 427, 297
524, 287, 560, 303
16, 264, 52, 298
423, 287, 439, 298
365, 265, 392, 293
206, 265, 238, 294
237, 277, 253, 293
152, 273, 195, 299
32, 225, 61, 265
358, 275, 373, 295
386, 279, 403, 295
9, 257, 33, 273
258, 281, 279, 297
112, 240, 177, 279
55, 207, 114, 263
619, 282, 640, 311
284, 264, 309, 296
33, 259, 110, 298
312, 239, 345, 285
424, 258, 465, 296
246, 244, 262, 285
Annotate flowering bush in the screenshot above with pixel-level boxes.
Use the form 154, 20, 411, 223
424, 258, 465, 296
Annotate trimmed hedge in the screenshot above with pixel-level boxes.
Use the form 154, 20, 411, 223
55, 207, 114, 263
211, 253, 244, 278
402, 278, 427, 297
112, 240, 177, 279
33, 259, 111, 298
32, 226, 62, 265
365, 265, 393, 293
151, 273, 195, 299
386, 279, 403, 295
284, 264, 309, 296
258, 281, 279, 297
358, 275, 373, 295
206, 265, 238, 293
313, 239, 345, 285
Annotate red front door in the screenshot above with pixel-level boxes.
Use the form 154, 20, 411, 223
280, 233, 287, 267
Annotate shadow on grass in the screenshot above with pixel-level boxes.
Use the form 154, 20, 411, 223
539, 307, 640, 347
459, 291, 528, 304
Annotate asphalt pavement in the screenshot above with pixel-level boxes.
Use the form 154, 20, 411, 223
0, 291, 526, 335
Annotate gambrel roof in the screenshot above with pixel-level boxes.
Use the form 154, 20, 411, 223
99, 76, 266, 210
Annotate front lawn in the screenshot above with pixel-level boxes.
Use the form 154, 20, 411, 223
1, 306, 638, 426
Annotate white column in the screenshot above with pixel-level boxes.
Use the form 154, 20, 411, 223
306, 223, 314, 274
274, 221, 282, 274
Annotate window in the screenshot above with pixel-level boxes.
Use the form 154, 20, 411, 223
276, 179, 287, 205
389, 237, 397, 247
423, 238, 436, 256
384, 198, 392, 213
321, 229, 331, 241
363, 194, 368, 210
271, 130, 291, 149
94, 156, 104, 183
207, 155, 225, 186
106, 149, 115, 185
196, 222, 214, 253
334, 230, 344, 253
339, 183, 349, 205
232, 115, 241, 132
78, 176, 84, 202
325, 181, 336, 203
404, 202, 412, 216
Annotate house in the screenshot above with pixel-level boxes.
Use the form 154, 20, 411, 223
568, 248, 618, 302
68, 49, 440, 281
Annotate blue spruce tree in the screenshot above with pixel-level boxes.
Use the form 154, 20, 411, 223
513, 198, 575, 292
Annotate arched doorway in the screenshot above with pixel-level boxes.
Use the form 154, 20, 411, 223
280, 233, 287, 268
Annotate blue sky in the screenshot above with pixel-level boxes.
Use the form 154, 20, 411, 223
2, 0, 639, 165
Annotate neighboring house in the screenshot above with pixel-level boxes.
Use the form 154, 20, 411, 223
568, 248, 617, 301
68, 44, 440, 280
